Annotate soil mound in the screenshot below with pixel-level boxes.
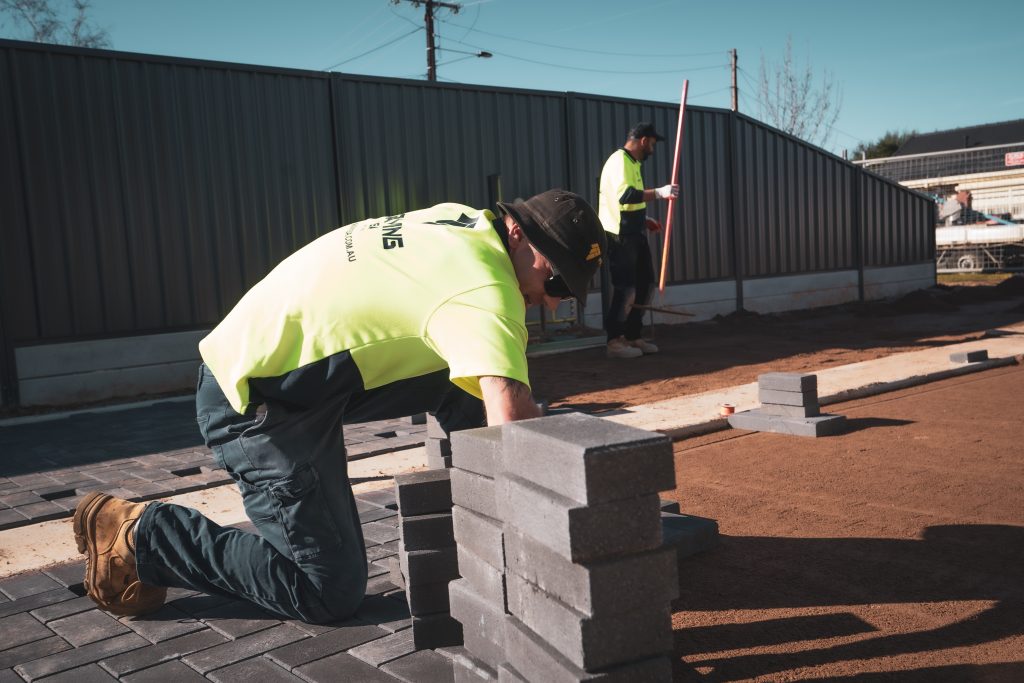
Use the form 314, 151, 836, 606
887, 287, 959, 314
995, 275, 1024, 297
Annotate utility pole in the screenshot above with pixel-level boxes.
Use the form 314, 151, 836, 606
391, 0, 461, 81
730, 48, 738, 112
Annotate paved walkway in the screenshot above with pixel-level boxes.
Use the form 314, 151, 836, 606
0, 326, 1021, 682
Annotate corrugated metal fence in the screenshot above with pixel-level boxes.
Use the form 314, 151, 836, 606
0, 39, 933, 406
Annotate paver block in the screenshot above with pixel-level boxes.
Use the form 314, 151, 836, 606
659, 498, 680, 515
451, 426, 504, 478
498, 475, 662, 563
951, 349, 988, 363
207, 656, 303, 682
98, 628, 229, 676
120, 660, 209, 682
195, 599, 280, 639
450, 647, 498, 682
296, 653, 401, 682
505, 573, 672, 670
349, 627, 416, 666
427, 415, 447, 439
448, 579, 507, 669
504, 527, 677, 615
382, 649, 456, 683
31, 596, 95, 623
456, 544, 506, 609
503, 617, 672, 683
758, 402, 820, 418
394, 469, 453, 516
408, 413, 428, 425
407, 579, 454, 615
0, 635, 70, 670
758, 387, 817, 407
728, 409, 846, 437
50, 609, 131, 646
451, 507, 504, 569
426, 436, 453, 458
501, 414, 675, 505
0, 571, 62, 599
400, 547, 460, 586
398, 512, 455, 551
358, 489, 398, 510
119, 604, 206, 643
363, 520, 402, 545
411, 612, 464, 650
267, 622, 388, 670
0, 611, 55, 650
16, 632, 148, 681
427, 454, 453, 470
181, 625, 307, 674
451, 468, 498, 519
354, 594, 411, 633
758, 372, 817, 393
0, 508, 28, 530
662, 513, 720, 559
389, 556, 405, 590
35, 663, 118, 682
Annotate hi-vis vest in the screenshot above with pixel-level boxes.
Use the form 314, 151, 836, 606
199, 204, 529, 414
598, 148, 646, 235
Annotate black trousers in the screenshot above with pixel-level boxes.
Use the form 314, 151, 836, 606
136, 363, 483, 623
605, 231, 655, 341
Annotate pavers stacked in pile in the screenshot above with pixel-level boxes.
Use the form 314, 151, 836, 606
729, 372, 846, 437
449, 413, 680, 682
392, 469, 463, 650
425, 414, 453, 469
950, 349, 988, 363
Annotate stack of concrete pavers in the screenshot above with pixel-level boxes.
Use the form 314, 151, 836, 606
392, 468, 463, 649
950, 349, 988, 363
728, 372, 846, 437
446, 425, 509, 680
425, 413, 453, 469
449, 413, 679, 682
660, 500, 720, 561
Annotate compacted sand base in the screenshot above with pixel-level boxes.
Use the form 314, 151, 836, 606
667, 365, 1024, 682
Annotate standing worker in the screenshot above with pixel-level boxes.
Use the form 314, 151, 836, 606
598, 122, 678, 359
73, 189, 606, 623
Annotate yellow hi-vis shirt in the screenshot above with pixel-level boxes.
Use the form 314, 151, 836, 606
598, 148, 646, 235
199, 204, 529, 414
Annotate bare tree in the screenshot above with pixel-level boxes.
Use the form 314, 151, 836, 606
0, 0, 110, 48
758, 36, 841, 148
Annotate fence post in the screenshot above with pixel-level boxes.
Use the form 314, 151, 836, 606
727, 111, 744, 312
853, 168, 865, 302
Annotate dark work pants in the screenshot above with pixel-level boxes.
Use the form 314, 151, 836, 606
135, 364, 483, 623
605, 231, 655, 342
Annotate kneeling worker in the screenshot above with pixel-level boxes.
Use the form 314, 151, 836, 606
73, 189, 606, 623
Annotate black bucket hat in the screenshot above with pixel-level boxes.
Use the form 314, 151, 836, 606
497, 189, 606, 305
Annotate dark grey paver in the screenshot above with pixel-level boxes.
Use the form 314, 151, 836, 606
42, 561, 86, 588
400, 547, 459, 587
49, 609, 131, 646
398, 513, 454, 551
196, 599, 279, 639
661, 513, 721, 559
406, 580, 453, 616
0, 636, 71, 670
267, 622, 388, 670
207, 655, 304, 682
294, 652, 400, 683
32, 662, 117, 682
758, 372, 817, 392
454, 544, 506, 609
728, 409, 847, 437
120, 660, 209, 683
182, 625, 307, 674
0, 589, 78, 620
354, 595, 411, 633
363, 521, 402, 545
365, 574, 401, 597
0, 508, 27, 530
498, 476, 663, 563
394, 469, 452, 516
501, 414, 675, 506
504, 527, 677, 615
411, 612, 463, 650
506, 573, 672, 671
365, 540, 400, 562
450, 468, 498, 519
0, 572, 63, 600
15, 632, 148, 681
951, 349, 988, 363
450, 426, 503, 478
0, 611, 54, 651
758, 387, 817, 406
382, 649, 455, 683
448, 580, 506, 668
359, 507, 399, 524
357, 489, 398, 510
118, 603, 206, 642
348, 628, 416, 667
99, 627, 228, 676
759, 402, 820, 417
451, 507, 504, 569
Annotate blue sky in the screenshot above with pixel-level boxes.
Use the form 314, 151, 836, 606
5, 0, 1022, 154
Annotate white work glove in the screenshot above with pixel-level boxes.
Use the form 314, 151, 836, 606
655, 184, 679, 199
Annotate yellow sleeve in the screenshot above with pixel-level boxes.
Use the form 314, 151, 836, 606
424, 285, 530, 399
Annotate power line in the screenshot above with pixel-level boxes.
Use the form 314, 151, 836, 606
437, 17, 724, 59
323, 26, 423, 71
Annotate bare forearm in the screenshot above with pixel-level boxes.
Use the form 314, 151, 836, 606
479, 376, 541, 425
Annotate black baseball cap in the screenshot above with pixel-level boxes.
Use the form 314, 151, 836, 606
629, 121, 664, 140
496, 190, 606, 305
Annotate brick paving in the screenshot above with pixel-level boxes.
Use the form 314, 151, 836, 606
0, 402, 427, 530
0, 490, 458, 682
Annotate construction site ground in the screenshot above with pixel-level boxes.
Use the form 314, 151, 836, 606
0, 280, 1022, 681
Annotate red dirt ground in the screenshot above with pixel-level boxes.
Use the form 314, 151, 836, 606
665, 365, 1023, 681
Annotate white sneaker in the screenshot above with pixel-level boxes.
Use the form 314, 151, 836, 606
629, 338, 659, 354
607, 338, 643, 359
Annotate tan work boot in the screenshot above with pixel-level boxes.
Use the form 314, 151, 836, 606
628, 338, 659, 354
73, 491, 167, 616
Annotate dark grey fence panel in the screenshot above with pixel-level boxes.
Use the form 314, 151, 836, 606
332, 77, 568, 222
733, 115, 857, 278
860, 172, 934, 267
